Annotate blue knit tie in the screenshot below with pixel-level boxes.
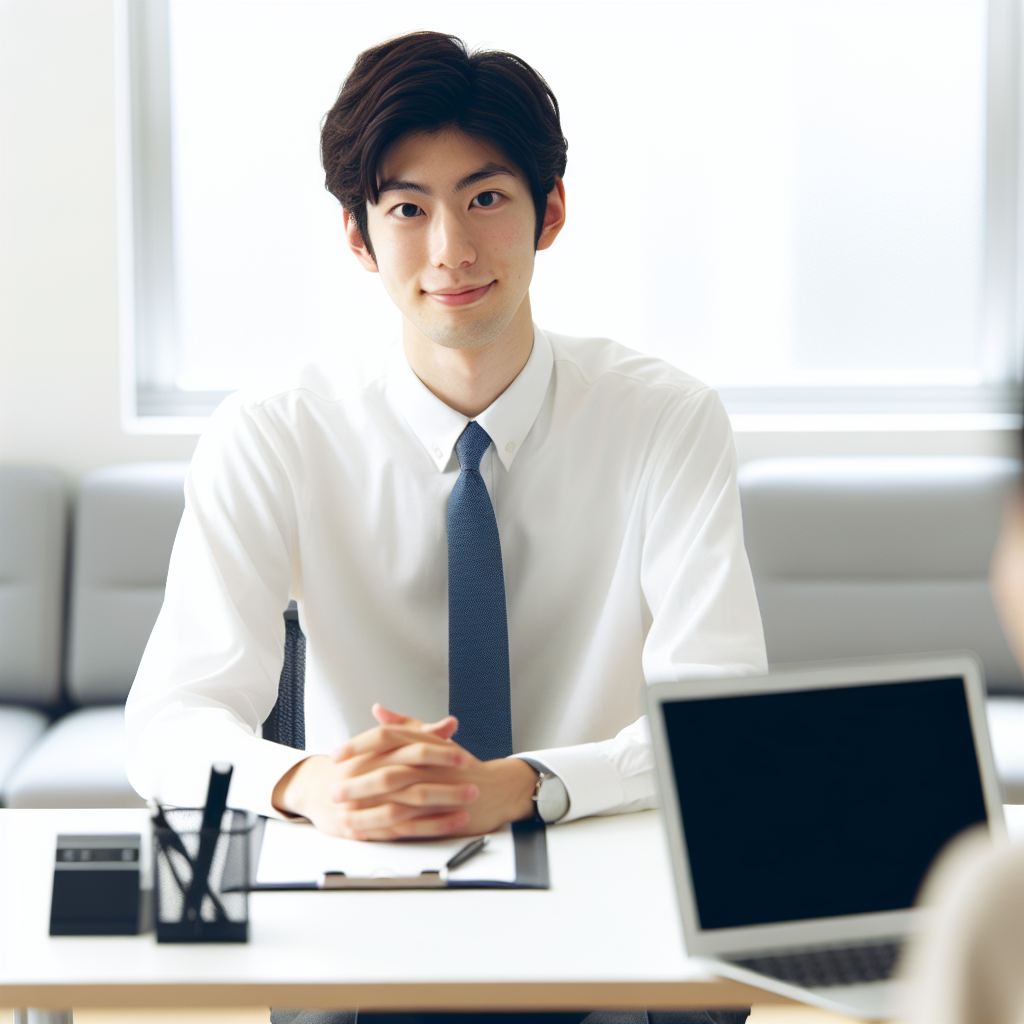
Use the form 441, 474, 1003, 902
447, 421, 513, 761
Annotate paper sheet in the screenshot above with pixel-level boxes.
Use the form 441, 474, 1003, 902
256, 819, 517, 885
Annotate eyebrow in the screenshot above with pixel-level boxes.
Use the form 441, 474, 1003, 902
454, 163, 517, 193
377, 162, 517, 198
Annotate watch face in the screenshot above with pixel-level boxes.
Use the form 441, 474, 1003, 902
536, 775, 569, 823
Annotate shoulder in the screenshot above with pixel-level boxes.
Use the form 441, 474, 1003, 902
208, 349, 390, 434
545, 330, 712, 402
543, 329, 724, 429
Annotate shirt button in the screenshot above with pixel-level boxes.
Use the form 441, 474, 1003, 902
505, 442, 515, 453
433, 448, 442, 458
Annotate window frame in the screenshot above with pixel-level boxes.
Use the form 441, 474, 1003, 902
117, 0, 1024, 429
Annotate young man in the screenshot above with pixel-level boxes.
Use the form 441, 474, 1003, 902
127, 28, 763, 887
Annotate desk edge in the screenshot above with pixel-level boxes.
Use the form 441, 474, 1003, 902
0, 980, 794, 1010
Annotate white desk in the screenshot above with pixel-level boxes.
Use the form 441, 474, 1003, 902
0, 808, 781, 1012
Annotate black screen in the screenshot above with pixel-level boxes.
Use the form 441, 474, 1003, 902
662, 677, 988, 929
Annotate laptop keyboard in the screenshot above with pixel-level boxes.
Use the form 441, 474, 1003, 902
728, 941, 901, 988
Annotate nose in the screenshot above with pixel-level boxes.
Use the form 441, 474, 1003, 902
429, 207, 476, 270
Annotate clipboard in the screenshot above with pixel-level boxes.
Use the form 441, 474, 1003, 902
241, 818, 548, 891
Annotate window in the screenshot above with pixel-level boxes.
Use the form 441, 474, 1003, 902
120, 0, 1024, 424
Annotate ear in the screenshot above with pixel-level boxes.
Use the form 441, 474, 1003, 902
536, 178, 566, 252
343, 208, 378, 272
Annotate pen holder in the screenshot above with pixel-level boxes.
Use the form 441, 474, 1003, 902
153, 807, 256, 943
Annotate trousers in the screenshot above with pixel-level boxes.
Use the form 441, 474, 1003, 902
269, 1011, 750, 1023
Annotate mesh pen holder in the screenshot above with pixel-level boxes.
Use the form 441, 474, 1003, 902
153, 807, 256, 942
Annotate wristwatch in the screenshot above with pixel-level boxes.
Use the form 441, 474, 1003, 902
530, 769, 570, 824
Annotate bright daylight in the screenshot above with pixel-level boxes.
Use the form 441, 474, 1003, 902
1, 3, 1023, 1024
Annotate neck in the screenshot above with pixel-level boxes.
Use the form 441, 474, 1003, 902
402, 297, 534, 418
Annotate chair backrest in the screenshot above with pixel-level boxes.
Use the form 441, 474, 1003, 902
263, 602, 306, 750
738, 456, 1024, 694
0, 466, 66, 705
66, 463, 188, 705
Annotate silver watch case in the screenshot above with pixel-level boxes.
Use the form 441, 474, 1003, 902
533, 770, 569, 823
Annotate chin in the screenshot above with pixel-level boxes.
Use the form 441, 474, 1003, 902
419, 305, 519, 351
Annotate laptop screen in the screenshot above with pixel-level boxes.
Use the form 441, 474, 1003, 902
661, 677, 989, 930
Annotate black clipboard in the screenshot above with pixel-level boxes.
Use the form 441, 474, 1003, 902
241, 818, 548, 891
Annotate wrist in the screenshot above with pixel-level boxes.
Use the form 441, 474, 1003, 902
271, 754, 327, 817
494, 756, 539, 822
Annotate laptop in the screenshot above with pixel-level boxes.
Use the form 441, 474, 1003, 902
646, 653, 1007, 1020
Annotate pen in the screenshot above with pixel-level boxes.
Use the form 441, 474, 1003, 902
446, 836, 488, 871
183, 762, 233, 923
150, 798, 229, 920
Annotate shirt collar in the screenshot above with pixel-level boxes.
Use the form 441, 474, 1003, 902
387, 324, 554, 473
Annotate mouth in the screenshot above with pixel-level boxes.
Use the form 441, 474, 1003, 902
424, 281, 495, 307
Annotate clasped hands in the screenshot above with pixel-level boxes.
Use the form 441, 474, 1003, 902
271, 704, 538, 840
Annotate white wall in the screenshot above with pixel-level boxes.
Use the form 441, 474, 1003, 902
0, 0, 196, 481
0, 0, 1017, 484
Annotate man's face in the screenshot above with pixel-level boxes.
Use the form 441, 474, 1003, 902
351, 130, 544, 351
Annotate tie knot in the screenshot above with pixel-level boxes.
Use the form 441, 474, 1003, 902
455, 421, 492, 472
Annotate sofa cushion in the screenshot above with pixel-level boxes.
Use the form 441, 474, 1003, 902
0, 466, 65, 705
0, 705, 49, 800
2, 705, 146, 808
67, 463, 188, 704
739, 457, 1024, 692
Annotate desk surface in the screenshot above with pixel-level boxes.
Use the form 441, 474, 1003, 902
7, 806, 1022, 1012
0, 807, 779, 1011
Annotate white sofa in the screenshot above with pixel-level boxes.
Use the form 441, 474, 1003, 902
738, 456, 1024, 802
2, 463, 187, 807
0, 467, 65, 797
2, 455, 1022, 807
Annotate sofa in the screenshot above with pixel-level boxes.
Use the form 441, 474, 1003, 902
1, 463, 187, 807
738, 456, 1024, 801
1, 455, 1022, 807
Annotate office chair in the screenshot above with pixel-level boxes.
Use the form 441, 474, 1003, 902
263, 602, 306, 750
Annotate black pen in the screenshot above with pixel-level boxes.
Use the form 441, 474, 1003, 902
183, 762, 233, 922
446, 836, 487, 871
150, 799, 229, 920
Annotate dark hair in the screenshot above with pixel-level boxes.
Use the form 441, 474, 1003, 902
321, 31, 567, 255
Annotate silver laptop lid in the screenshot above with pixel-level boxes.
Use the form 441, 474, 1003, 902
647, 653, 1006, 958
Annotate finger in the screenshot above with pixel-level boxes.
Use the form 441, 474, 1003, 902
422, 715, 458, 740
330, 764, 429, 801
372, 704, 419, 727
387, 782, 479, 807
383, 740, 471, 768
373, 704, 458, 741
332, 725, 460, 762
330, 748, 468, 799
336, 770, 479, 806
347, 809, 471, 841
340, 800, 427, 832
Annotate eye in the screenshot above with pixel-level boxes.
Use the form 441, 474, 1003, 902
471, 191, 502, 209
394, 202, 423, 219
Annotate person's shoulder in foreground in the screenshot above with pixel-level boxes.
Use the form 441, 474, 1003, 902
125, 28, 765, 844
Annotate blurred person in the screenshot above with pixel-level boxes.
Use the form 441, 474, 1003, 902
899, 451, 1024, 1024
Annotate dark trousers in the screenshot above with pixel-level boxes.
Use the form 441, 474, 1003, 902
270, 1011, 750, 1024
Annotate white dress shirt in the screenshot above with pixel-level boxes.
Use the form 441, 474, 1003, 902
126, 326, 767, 820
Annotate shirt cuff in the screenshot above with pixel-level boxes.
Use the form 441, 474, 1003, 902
226, 735, 313, 819
128, 712, 312, 820
514, 741, 627, 823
